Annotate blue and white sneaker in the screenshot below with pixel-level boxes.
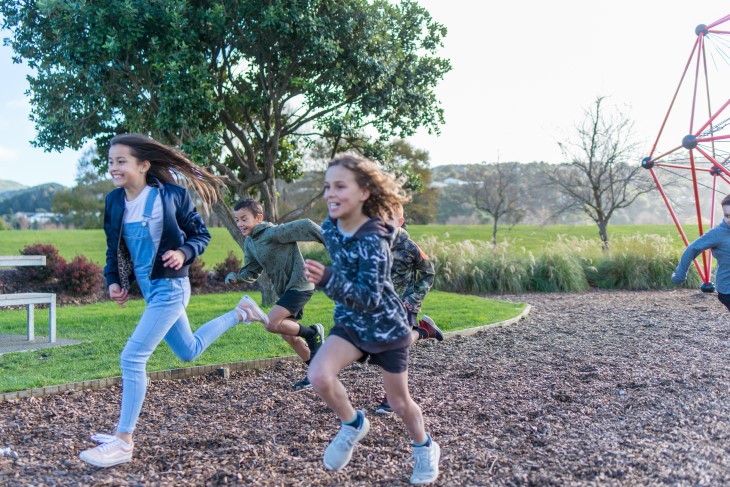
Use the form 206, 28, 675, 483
323, 410, 370, 471
410, 436, 441, 484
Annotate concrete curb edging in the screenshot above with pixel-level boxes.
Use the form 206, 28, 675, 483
443, 303, 532, 339
0, 304, 531, 403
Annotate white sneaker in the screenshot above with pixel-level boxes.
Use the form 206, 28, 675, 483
79, 434, 133, 468
323, 410, 370, 471
236, 295, 269, 325
410, 437, 440, 484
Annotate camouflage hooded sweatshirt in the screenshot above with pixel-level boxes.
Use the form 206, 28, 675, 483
233, 219, 324, 297
317, 216, 411, 353
391, 226, 435, 313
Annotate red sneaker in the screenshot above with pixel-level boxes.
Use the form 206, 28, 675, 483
418, 315, 444, 341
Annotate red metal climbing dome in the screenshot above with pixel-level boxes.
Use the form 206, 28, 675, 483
643, 14, 730, 292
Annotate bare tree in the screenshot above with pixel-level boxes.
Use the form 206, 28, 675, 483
471, 162, 525, 246
546, 96, 655, 249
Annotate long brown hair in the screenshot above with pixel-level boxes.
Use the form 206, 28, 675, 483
110, 134, 221, 206
327, 154, 409, 221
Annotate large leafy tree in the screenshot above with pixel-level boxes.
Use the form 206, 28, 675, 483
1, 0, 451, 236
386, 139, 436, 224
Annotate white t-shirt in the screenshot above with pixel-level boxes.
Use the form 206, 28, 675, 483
124, 185, 163, 248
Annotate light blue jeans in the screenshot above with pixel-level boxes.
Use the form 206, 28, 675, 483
118, 276, 239, 433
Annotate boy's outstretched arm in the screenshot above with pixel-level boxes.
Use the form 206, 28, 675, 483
672, 230, 718, 284
270, 219, 325, 245
225, 241, 263, 285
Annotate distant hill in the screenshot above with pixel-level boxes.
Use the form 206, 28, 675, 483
0, 180, 27, 198
0, 183, 66, 214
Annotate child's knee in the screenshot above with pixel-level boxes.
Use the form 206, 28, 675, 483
264, 319, 280, 333
307, 367, 332, 390
389, 395, 419, 417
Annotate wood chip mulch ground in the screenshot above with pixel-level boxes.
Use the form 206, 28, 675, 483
1, 289, 729, 486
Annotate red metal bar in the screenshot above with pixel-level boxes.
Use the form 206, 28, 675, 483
695, 146, 730, 178
651, 145, 684, 163
654, 163, 713, 172
693, 98, 730, 137
701, 38, 717, 161
687, 150, 709, 274
707, 14, 730, 29
649, 168, 707, 281
649, 36, 700, 157
688, 33, 704, 132
706, 172, 719, 279
697, 133, 730, 143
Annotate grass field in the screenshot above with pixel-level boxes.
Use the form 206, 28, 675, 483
0, 290, 525, 393
0, 224, 701, 268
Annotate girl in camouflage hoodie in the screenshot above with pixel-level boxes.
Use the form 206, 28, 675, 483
303, 154, 440, 485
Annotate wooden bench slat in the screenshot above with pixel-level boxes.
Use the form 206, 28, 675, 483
0, 293, 56, 306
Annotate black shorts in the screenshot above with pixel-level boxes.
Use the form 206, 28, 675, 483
329, 323, 410, 374
718, 292, 730, 312
276, 289, 314, 321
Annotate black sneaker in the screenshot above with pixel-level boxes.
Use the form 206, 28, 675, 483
375, 400, 393, 415
294, 376, 312, 391
305, 323, 325, 359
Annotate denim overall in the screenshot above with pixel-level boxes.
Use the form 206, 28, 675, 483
117, 187, 239, 433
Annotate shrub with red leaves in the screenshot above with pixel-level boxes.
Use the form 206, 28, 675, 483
213, 250, 243, 281
189, 258, 209, 289
57, 256, 103, 296
18, 243, 67, 283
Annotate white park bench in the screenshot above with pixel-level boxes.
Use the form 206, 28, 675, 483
0, 255, 57, 343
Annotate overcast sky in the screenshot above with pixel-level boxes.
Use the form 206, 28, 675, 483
1, 1, 729, 187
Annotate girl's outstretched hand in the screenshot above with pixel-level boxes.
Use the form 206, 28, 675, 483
162, 249, 185, 270
304, 259, 325, 284
109, 283, 129, 307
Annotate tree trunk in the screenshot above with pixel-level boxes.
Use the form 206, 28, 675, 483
598, 219, 609, 252
492, 218, 498, 248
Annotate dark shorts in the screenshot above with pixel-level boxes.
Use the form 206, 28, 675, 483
718, 292, 730, 312
276, 289, 314, 321
329, 323, 410, 374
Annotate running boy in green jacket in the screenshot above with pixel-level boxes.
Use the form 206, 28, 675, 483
225, 199, 326, 390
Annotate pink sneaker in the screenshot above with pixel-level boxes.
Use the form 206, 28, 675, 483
236, 295, 269, 325
79, 434, 133, 468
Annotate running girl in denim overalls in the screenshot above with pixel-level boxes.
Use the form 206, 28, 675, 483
79, 134, 268, 468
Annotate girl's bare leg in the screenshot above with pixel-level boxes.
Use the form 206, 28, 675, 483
307, 335, 364, 421
382, 369, 428, 444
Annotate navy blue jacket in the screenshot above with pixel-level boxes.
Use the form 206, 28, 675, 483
318, 217, 411, 352
103, 179, 211, 287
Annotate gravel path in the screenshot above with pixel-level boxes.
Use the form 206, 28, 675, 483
1, 289, 729, 486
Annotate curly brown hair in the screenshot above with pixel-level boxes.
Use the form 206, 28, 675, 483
110, 134, 221, 207
327, 153, 409, 221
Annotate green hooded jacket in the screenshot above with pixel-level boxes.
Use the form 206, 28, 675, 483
234, 219, 324, 296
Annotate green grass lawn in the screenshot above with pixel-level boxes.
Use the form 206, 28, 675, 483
0, 224, 701, 268
408, 224, 701, 250
0, 290, 525, 393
